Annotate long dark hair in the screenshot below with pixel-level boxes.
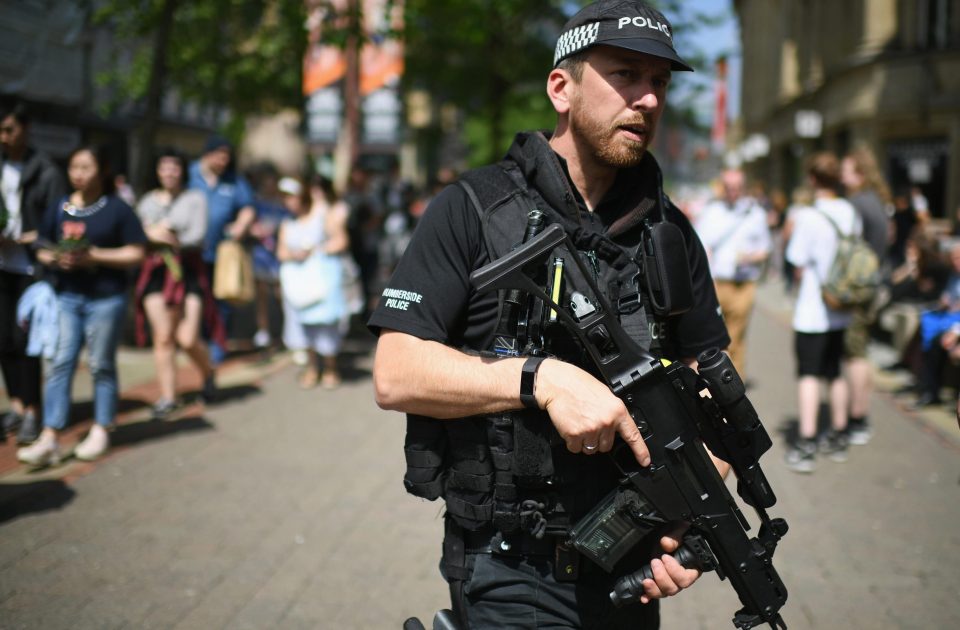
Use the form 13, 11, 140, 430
310, 174, 340, 204
68, 144, 116, 196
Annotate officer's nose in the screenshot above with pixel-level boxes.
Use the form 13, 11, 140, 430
631, 89, 659, 113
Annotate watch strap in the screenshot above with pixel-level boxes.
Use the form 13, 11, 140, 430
520, 356, 546, 409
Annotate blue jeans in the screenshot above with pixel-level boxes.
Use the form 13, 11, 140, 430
209, 298, 232, 365
203, 262, 231, 366
44, 292, 128, 430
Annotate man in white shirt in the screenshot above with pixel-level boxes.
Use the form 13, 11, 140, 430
783, 152, 858, 473
695, 168, 771, 378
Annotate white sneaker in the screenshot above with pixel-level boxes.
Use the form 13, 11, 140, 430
253, 329, 271, 348
292, 349, 309, 366
847, 418, 872, 446
17, 438, 61, 468
784, 438, 817, 474
74, 426, 110, 461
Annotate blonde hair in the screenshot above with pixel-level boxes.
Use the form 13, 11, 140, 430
846, 144, 892, 204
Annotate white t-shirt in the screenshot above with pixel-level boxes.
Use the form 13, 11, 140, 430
1, 161, 23, 229
695, 196, 771, 282
786, 197, 860, 332
0, 160, 32, 274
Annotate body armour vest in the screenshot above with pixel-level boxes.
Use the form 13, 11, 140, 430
403, 148, 688, 536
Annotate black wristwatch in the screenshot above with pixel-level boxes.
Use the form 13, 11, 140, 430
520, 356, 546, 409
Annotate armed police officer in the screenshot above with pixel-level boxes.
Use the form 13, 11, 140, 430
370, 1, 731, 627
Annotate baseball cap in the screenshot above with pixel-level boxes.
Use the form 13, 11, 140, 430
278, 177, 303, 197
203, 134, 232, 155
553, 0, 693, 72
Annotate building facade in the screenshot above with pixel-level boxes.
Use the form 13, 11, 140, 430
733, 0, 960, 219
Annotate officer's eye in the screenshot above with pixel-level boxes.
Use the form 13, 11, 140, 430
652, 76, 671, 89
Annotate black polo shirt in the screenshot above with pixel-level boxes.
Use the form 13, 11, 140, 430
367, 158, 728, 361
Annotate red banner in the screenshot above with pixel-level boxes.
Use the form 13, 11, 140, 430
711, 57, 728, 153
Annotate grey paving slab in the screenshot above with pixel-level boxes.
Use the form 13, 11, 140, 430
659, 282, 960, 630
0, 336, 447, 630
0, 286, 958, 630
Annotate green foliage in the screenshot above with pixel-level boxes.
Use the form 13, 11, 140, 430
402, 0, 733, 165
403, 0, 570, 164
463, 86, 557, 165
93, 0, 306, 127
88, 0, 733, 165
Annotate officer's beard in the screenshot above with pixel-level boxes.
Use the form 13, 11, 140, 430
569, 101, 652, 169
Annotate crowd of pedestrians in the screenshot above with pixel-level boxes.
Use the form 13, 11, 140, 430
0, 100, 422, 468
690, 144, 955, 474
3, 93, 951, 475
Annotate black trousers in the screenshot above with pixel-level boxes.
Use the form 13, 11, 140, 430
450, 552, 660, 630
0, 270, 42, 408
443, 521, 660, 629
919, 336, 950, 400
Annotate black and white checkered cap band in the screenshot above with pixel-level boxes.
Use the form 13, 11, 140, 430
554, 21, 601, 65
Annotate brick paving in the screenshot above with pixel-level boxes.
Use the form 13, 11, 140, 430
0, 282, 958, 629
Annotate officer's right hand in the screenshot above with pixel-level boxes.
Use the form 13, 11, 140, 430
534, 359, 651, 467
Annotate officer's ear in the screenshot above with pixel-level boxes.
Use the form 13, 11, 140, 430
547, 68, 574, 115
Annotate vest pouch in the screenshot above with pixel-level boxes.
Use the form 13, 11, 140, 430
642, 221, 694, 317
403, 415, 448, 500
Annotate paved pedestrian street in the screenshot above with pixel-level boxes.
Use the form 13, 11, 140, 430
1, 282, 959, 629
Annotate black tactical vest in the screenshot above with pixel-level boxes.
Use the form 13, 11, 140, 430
403, 158, 678, 536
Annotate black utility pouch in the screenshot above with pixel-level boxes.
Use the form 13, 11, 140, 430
641, 222, 694, 317
554, 542, 581, 582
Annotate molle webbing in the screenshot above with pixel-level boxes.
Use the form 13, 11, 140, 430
488, 413, 519, 533
444, 417, 497, 528
458, 164, 635, 271
405, 160, 669, 533
403, 416, 447, 499
461, 163, 658, 355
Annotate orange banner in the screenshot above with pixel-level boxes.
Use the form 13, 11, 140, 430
360, 0, 404, 95
303, 0, 348, 96
303, 0, 404, 96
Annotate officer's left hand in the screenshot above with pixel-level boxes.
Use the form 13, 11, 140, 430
638, 528, 701, 604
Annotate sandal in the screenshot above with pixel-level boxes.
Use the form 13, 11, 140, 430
299, 370, 320, 389
321, 372, 341, 390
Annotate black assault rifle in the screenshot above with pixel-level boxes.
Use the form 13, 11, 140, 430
469, 223, 789, 630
